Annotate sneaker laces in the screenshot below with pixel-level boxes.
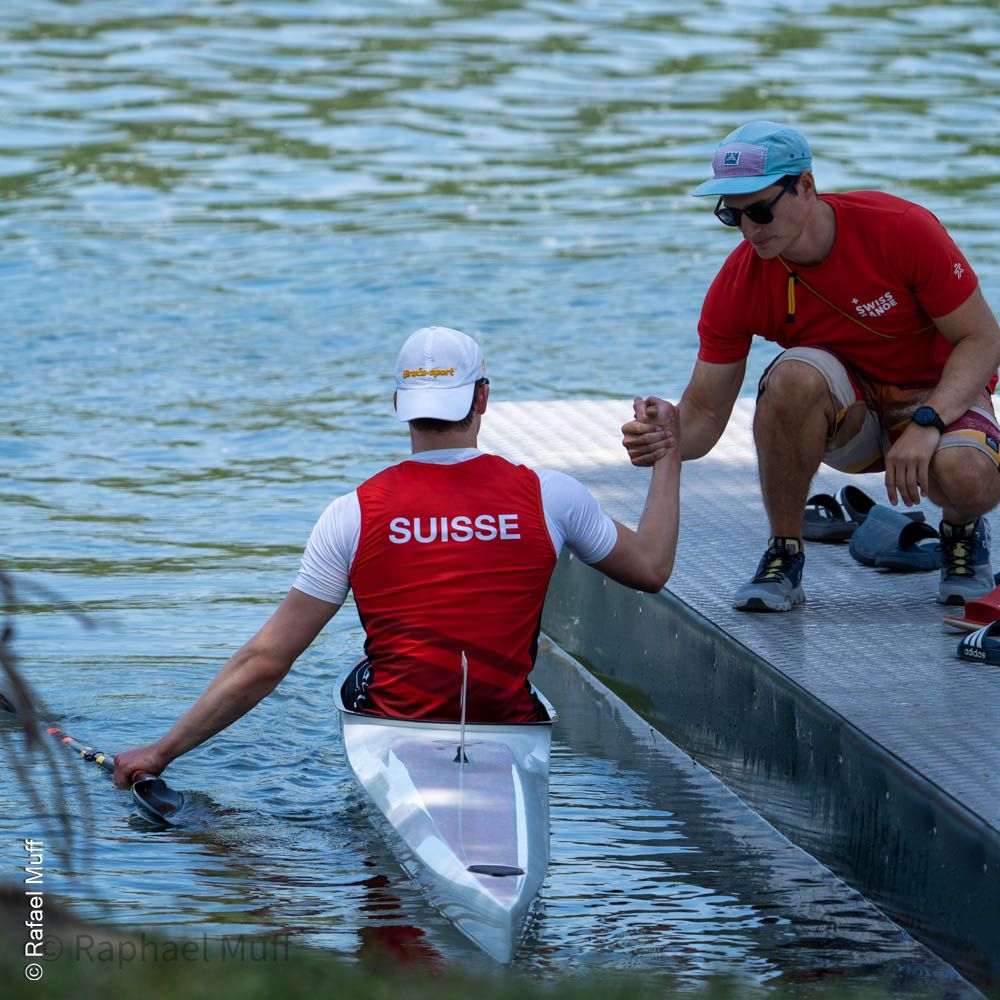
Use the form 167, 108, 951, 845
942, 538, 973, 578
942, 523, 976, 578
751, 541, 799, 584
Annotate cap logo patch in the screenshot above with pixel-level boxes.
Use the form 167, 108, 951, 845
403, 367, 456, 379
712, 143, 766, 177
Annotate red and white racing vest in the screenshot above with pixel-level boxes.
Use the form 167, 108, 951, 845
350, 454, 557, 723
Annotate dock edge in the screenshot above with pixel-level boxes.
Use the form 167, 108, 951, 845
542, 552, 1000, 993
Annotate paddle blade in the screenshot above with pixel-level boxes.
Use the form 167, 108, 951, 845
131, 772, 185, 826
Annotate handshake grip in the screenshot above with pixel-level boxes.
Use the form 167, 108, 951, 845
622, 395, 679, 467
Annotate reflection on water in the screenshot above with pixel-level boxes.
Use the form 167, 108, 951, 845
0, 637, 977, 995
2, 0, 996, 994
533, 644, 973, 994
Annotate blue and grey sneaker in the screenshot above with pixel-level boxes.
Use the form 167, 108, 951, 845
938, 517, 993, 605
733, 537, 806, 612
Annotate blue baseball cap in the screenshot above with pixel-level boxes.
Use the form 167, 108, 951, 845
692, 121, 812, 197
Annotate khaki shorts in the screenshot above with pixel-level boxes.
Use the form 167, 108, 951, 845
758, 347, 1000, 474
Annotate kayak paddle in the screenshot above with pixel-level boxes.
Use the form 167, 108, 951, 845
0, 685, 184, 826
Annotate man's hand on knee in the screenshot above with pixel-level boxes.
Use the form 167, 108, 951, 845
885, 424, 939, 506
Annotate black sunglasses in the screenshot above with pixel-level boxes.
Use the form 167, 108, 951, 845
714, 175, 799, 227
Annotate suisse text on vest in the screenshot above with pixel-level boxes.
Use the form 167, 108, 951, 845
389, 514, 521, 544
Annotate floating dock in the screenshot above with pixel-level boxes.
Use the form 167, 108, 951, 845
482, 398, 1000, 993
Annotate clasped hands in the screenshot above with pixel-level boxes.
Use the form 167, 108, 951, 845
621, 396, 680, 466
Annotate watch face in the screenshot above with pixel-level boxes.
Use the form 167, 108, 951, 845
914, 406, 942, 429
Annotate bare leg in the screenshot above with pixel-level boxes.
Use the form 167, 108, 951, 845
928, 447, 1000, 524
754, 361, 839, 540
929, 445, 1000, 603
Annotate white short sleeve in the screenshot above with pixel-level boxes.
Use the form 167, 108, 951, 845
293, 491, 361, 605
536, 469, 617, 564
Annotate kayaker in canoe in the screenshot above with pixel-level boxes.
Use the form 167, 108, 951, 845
114, 326, 681, 785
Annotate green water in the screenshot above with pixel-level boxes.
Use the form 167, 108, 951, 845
2, 1, 996, 992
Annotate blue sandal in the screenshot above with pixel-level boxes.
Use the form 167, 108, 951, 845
849, 505, 942, 571
804, 486, 925, 544
802, 493, 856, 542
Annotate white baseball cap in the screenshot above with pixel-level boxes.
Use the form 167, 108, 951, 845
394, 326, 486, 422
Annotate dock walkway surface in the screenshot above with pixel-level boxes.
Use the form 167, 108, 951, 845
481, 397, 1000, 993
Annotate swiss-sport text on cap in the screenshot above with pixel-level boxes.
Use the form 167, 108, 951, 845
394, 326, 487, 422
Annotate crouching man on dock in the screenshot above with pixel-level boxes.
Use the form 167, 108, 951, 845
623, 120, 1000, 613
114, 326, 681, 783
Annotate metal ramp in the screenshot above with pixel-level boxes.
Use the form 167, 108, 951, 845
481, 397, 1000, 991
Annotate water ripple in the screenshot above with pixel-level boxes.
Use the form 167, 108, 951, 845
3, 2, 996, 991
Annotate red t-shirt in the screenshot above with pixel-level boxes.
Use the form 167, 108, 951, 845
698, 191, 985, 387
350, 454, 557, 724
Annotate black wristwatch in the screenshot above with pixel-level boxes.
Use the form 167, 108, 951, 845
912, 406, 946, 433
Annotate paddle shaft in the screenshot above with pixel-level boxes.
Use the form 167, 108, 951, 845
43, 727, 165, 803
0, 688, 182, 824
46, 727, 115, 773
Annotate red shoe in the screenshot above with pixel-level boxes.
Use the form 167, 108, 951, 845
943, 579, 1000, 631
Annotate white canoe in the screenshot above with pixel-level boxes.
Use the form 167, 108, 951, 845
335, 669, 556, 963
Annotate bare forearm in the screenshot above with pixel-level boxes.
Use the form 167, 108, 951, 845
678, 395, 729, 459
924, 288, 1000, 423
596, 447, 682, 592
113, 589, 339, 787
926, 334, 1000, 424
635, 451, 682, 582
155, 646, 289, 765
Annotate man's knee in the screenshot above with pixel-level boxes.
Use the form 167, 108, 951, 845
932, 447, 1000, 512
758, 360, 834, 420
